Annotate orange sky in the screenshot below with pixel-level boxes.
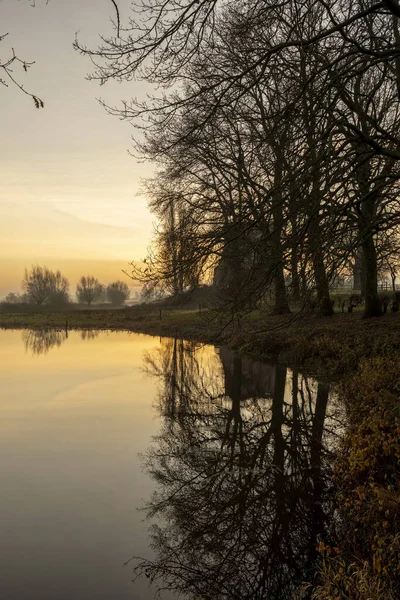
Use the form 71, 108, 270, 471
0, 0, 155, 298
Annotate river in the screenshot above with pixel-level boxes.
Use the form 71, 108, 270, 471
0, 329, 345, 599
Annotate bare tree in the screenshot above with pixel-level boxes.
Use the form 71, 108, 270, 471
4, 292, 25, 304
0, 29, 44, 108
106, 280, 130, 305
76, 276, 103, 306
1, 0, 121, 107
48, 270, 70, 306
80, 0, 400, 319
22, 265, 69, 305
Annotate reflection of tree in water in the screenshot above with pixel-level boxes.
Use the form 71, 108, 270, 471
80, 329, 100, 341
22, 329, 67, 356
22, 328, 101, 355
136, 340, 345, 599
143, 338, 225, 423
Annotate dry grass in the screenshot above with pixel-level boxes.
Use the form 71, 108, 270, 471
301, 553, 400, 600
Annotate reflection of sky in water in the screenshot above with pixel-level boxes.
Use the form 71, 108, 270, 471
0, 329, 173, 600
0, 330, 346, 600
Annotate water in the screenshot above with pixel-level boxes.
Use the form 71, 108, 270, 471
0, 329, 345, 599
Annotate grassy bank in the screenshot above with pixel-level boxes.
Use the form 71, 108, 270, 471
2, 304, 400, 597
304, 357, 400, 599
2, 304, 400, 378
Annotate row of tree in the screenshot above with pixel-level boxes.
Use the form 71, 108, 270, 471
77, 0, 400, 318
4, 266, 130, 306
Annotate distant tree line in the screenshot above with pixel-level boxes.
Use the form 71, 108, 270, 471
4, 266, 130, 307
79, 0, 400, 318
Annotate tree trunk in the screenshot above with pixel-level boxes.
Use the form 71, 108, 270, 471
361, 234, 382, 317
300, 261, 308, 299
353, 247, 364, 292
271, 154, 291, 315
301, 75, 333, 317
273, 262, 291, 314
287, 171, 301, 303
391, 270, 396, 293
308, 218, 334, 316
290, 249, 301, 302
170, 201, 180, 296
356, 155, 382, 318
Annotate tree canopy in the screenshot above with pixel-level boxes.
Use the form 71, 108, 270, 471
106, 280, 130, 305
76, 275, 103, 305
78, 0, 400, 318
22, 265, 69, 305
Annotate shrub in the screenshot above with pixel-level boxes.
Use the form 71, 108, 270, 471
304, 357, 400, 598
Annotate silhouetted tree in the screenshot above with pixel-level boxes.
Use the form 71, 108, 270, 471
106, 280, 130, 305
47, 270, 70, 306
80, 0, 400, 320
76, 276, 103, 306
4, 292, 27, 304
22, 265, 69, 305
0, 29, 43, 108
2, 0, 120, 107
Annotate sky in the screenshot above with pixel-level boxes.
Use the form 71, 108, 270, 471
0, 0, 155, 297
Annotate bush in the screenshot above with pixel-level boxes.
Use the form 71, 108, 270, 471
304, 357, 400, 598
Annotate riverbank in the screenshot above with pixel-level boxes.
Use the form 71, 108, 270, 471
2, 305, 400, 597
1, 304, 400, 378
305, 356, 400, 600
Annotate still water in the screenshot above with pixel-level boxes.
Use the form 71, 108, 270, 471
0, 329, 345, 599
